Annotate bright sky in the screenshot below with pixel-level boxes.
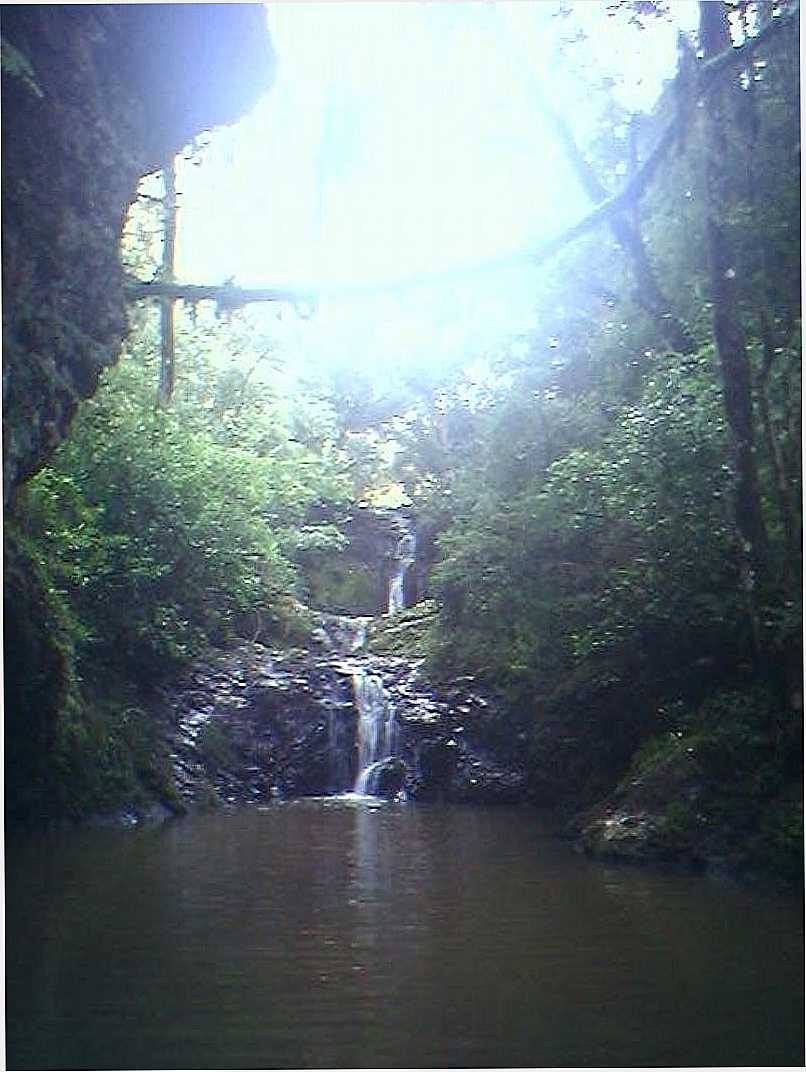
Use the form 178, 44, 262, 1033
175, 2, 694, 376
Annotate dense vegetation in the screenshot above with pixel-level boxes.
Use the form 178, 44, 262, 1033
401, 1, 802, 874
5, 2, 801, 876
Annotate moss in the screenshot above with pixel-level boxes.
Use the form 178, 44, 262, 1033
756, 795, 804, 882
655, 800, 700, 854
367, 599, 438, 657
306, 559, 383, 615
196, 781, 222, 812
197, 721, 239, 773
4, 525, 78, 824
5, 520, 188, 827
140, 736, 187, 815
595, 685, 804, 880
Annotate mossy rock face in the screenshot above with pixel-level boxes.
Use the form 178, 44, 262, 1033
306, 561, 383, 616
4, 528, 76, 824
5, 524, 190, 827
367, 600, 438, 657
757, 793, 804, 882
575, 687, 804, 882
2, 5, 274, 504
2, 7, 274, 827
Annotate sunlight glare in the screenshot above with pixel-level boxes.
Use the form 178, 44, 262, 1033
175, 2, 689, 376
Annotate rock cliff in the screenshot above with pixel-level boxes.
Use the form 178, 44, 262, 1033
2, 3, 274, 505
149, 637, 528, 813
3, 4, 274, 827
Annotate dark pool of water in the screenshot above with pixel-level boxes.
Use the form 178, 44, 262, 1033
6, 800, 804, 1069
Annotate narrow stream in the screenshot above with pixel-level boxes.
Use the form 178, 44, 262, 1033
7, 804, 803, 1069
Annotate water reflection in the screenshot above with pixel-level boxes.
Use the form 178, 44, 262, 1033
6, 803, 804, 1069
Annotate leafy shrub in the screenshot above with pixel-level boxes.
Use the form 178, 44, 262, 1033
428, 347, 741, 694
20, 313, 354, 678
8, 306, 355, 825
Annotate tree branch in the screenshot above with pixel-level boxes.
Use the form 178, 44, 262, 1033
125, 277, 318, 313
699, 2, 799, 84
121, 6, 798, 313
526, 7, 798, 281
535, 85, 695, 353
531, 116, 681, 261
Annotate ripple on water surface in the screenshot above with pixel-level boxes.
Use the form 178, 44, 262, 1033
6, 802, 804, 1069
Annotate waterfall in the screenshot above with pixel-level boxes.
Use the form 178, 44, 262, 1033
352, 670, 398, 794
388, 528, 416, 615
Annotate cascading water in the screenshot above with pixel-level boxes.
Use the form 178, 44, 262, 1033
347, 515, 415, 793
388, 527, 416, 615
352, 670, 399, 795
307, 512, 416, 797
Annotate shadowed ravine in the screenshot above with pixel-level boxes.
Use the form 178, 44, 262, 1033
2, 7, 802, 1068
8, 530, 801, 1069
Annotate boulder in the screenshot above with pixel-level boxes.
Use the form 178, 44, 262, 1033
413, 738, 458, 798
362, 757, 407, 798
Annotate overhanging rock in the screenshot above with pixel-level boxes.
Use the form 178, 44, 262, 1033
1, 4, 274, 506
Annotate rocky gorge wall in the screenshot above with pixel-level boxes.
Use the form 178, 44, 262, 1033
2, 3, 274, 504
150, 636, 528, 815
3, 3, 274, 826
305, 505, 422, 616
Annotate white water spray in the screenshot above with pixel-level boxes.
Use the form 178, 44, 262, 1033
352, 671, 398, 794
388, 530, 416, 615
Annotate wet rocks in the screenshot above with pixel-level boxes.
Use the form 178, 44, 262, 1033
155, 633, 529, 811
325, 650, 528, 804
305, 506, 417, 615
577, 809, 671, 863
414, 738, 458, 797
450, 761, 527, 805
362, 757, 407, 798
159, 642, 357, 808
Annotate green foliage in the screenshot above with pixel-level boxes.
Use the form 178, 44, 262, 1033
547, 348, 741, 658
10, 298, 358, 825
20, 307, 354, 678
7, 5, 799, 878
615, 686, 803, 876
427, 345, 742, 690
758, 796, 804, 881
51, 698, 161, 819
5, 525, 175, 823
304, 559, 380, 616
5, 525, 80, 824
413, 13, 801, 864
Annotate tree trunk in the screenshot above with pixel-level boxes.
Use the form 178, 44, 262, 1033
756, 309, 800, 574
539, 96, 696, 356
699, 1, 770, 588
156, 157, 177, 407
